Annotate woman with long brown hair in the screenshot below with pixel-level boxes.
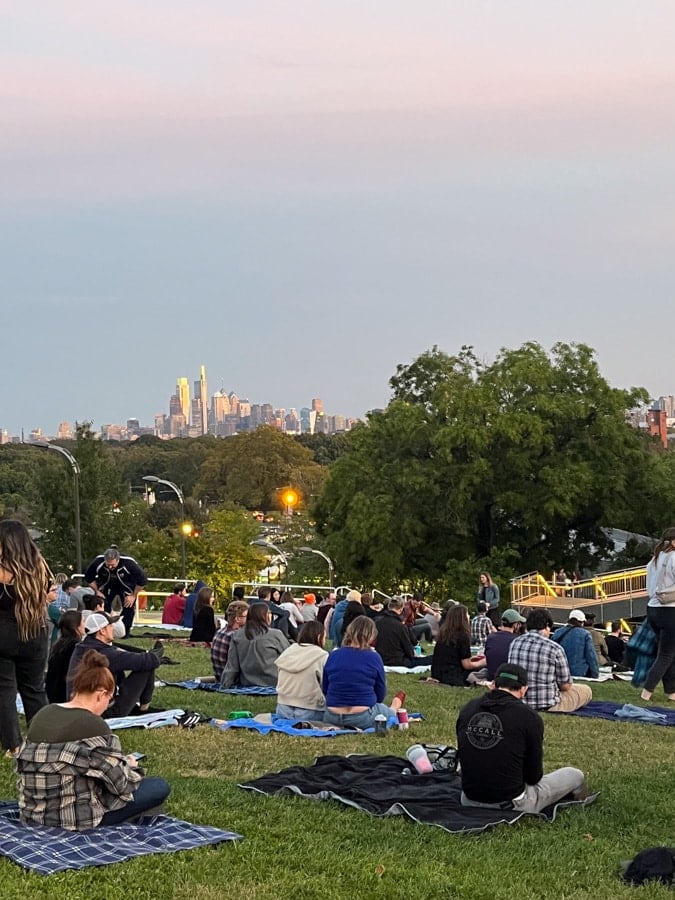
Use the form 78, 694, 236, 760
190, 586, 217, 643
431, 603, 487, 686
0, 520, 51, 754
641, 527, 675, 702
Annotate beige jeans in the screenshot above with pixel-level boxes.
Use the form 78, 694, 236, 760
548, 683, 592, 713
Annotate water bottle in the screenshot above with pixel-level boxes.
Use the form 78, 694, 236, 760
414, 642, 423, 657
374, 714, 387, 736
406, 744, 433, 774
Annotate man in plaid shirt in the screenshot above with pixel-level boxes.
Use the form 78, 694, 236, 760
470, 602, 495, 647
211, 601, 249, 680
508, 608, 592, 712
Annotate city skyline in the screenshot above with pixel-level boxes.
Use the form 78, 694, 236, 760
4, 4, 675, 437
3, 364, 357, 441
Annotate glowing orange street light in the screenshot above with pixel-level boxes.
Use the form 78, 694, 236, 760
281, 488, 299, 516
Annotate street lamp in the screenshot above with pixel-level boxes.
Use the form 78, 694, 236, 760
38, 444, 82, 573
251, 539, 288, 582
299, 546, 334, 587
143, 475, 186, 579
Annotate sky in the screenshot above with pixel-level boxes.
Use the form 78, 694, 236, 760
3, 1, 675, 434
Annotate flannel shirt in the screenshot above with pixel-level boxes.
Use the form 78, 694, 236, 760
507, 631, 571, 710
16, 734, 142, 830
470, 614, 492, 646
210, 626, 234, 680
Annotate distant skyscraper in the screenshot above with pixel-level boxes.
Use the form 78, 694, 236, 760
311, 398, 323, 414
199, 366, 208, 435
176, 377, 190, 421
56, 421, 72, 440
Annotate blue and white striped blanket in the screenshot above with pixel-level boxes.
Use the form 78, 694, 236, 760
0, 802, 241, 875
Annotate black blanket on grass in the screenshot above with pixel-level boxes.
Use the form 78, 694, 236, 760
240, 754, 597, 835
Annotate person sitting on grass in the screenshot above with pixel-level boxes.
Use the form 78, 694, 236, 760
484, 608, 526, 680
17, 649, 170, 830
68, 613, 163, 717
220, 603, 289, 688
605, 620, 628, 669
190, 587, 217, 643
508, 608, 592, 712
322, 616, 405, 730
275, 621, 328, 721
456, 662, 589, 813
210, 601, 249, 681
470, 601, 496, 647
45, 610, 85, 704
375, 597, 433, 667
162, 583, 187, 625
430, 604, 488, 686
551, 610, 599, 678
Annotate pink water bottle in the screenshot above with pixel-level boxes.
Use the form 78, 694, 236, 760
406, 744, 433, 774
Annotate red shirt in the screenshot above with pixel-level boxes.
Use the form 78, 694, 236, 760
162, 593, 186, 625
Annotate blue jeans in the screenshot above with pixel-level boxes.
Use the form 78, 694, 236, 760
275, 704, 324, 721
323, 702, 391, 730
99, 777, 171, 826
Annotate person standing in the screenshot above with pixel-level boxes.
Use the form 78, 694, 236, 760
640, 527, 675, 702
0, 520, 51, 755
84, 548, 147, 638
477, 572, 501, 627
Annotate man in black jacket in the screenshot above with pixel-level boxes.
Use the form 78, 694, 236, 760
84, 547, 148, 638
375, 598, 433, 667
68, 613, 162, 717
456, 662, 588, 813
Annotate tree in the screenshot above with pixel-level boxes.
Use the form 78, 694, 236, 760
194, 426, 326, 512
314, 342, 661, 588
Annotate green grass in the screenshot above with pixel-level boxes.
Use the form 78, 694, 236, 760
0, 637, 671, 899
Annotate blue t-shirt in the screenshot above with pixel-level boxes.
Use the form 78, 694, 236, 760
322, 647, 387, 708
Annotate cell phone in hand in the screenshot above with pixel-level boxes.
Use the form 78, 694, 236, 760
130, 752, 146, 761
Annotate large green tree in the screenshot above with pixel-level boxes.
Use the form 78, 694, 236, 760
314, 342, 667, 592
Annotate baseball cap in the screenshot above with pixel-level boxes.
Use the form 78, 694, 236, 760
501, 608, 526, 625
84, 612, 115, 635
494, 663, 528, 687
568, 609, 586, 623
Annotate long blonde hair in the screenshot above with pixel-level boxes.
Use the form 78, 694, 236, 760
0, 520, 51, 640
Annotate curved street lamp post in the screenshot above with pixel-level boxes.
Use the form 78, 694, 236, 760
251, 539, 289, 583
299, 546, 335, 587
143, 475, 186, 579
33, 443, 82, 573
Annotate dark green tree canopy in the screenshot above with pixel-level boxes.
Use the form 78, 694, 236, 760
315, 342, 665, 588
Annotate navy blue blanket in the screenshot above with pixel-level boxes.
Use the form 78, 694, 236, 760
241, 755, 597, 834
554, 700, 675, 726
0, 802, 241, 874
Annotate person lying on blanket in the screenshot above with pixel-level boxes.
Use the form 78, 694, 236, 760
456, 662, 589, 814
16, 650, 170, 830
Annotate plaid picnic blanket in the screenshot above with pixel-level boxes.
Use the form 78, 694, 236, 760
160, 680, 277, 695
0, 802, 241, 875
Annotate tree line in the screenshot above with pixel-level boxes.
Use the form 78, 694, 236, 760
1, 342, 669, 605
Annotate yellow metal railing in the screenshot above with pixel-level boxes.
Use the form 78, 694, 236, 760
511, 566, 647, 608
